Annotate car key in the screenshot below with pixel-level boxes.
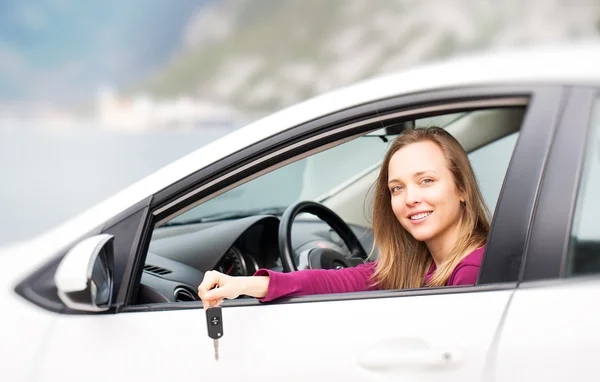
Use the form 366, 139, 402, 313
205, 306, 223, 360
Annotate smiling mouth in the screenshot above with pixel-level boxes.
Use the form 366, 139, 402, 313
409, 212, 432, 221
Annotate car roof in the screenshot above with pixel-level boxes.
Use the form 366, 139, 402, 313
12, 41, 600, 258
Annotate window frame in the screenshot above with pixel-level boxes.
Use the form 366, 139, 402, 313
521, 86, 600, 283
14, 85, 568, 315
116, 86, 565, 313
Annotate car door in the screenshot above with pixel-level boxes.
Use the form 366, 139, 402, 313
35, 86, 564, 382
490, 88, 600, 382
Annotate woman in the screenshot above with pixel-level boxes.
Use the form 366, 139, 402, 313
197, 126, 491, 308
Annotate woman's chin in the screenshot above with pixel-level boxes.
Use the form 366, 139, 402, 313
406, 228, 434, 242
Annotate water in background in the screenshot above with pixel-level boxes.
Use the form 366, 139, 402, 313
0, 127, 234, 246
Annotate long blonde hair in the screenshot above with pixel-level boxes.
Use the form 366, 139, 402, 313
369, 127, 490, 289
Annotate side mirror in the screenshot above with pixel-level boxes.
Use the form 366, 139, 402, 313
54, 234, 115, 312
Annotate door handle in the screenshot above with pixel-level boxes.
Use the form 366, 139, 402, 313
357, 338, 462, 371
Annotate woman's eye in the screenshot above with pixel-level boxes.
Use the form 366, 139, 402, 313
421, 178, 434, 185
391, 185, 403, 193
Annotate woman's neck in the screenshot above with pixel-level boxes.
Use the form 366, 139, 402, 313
426, 223, 462, 267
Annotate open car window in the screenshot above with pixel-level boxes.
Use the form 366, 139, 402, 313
134, 103, 528, 306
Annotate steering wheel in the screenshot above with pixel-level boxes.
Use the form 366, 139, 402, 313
278, 200, 369, 272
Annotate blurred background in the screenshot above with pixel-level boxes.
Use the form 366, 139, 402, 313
1, 0, 599, 248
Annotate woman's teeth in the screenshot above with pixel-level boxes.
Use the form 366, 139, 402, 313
410, 212, 432, 220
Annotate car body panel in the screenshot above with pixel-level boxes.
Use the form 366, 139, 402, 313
37, 289, 513, 382
0, 254, 57, 382
492, 279, 600, 382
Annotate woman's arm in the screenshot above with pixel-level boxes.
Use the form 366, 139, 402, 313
197, 262, 377, 308
254, 262, 377, 302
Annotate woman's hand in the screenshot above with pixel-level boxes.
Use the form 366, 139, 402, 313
197, 270, 269, 309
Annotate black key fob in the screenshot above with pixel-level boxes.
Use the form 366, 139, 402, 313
206, 306, 223, 340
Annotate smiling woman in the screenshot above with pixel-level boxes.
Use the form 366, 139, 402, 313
375, 127, 490, 290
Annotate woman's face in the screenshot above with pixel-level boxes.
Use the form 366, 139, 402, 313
387, 140, 464, 246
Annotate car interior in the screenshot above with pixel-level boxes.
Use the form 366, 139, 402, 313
133, 106, 527, 305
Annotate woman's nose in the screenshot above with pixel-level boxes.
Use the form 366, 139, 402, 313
405, 185, 421, 206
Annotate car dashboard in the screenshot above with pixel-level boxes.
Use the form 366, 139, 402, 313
135, 215, 375, 304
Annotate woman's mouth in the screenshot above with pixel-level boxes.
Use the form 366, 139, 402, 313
409, 211, 432, 222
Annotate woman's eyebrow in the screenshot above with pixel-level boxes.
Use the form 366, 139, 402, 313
413, 170, 437, 177
388, 170, 437, 184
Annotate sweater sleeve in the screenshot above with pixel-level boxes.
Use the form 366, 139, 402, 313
253, 262, 378, 302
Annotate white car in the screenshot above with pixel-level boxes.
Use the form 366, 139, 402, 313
3, 43, 600, 382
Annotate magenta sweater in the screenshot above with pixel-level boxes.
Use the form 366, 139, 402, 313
254, 247, 485, 302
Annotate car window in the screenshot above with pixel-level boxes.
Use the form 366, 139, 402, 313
566, 98, 600, 277
139, 105, 528, 306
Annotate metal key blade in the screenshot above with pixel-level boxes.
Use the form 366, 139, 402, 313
213, 339, 219, 361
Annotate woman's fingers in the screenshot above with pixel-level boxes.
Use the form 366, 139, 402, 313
202, 298, 222, 310
197, 271, 235, 308
197, 271, 220, 301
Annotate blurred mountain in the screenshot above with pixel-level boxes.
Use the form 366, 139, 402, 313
134, 0, 600, 117
2, 0, 599, 122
